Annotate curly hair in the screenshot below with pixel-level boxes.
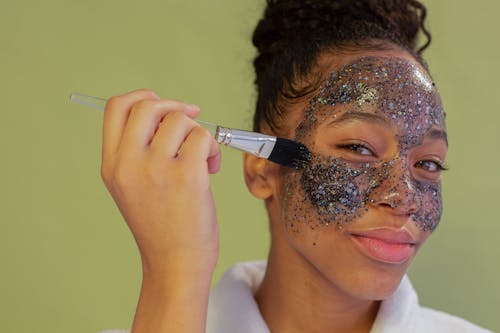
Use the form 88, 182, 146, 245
252, 0, 432, 133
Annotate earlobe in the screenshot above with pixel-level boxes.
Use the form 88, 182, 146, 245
243, 153, 278, 199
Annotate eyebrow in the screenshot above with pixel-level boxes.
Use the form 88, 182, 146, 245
325, 110, 448, 146
425, 128, 448, 146
326, 111, 391, 128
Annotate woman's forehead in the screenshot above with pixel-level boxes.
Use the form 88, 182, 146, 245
309, 55, 441, 114
294, 55, 445, 148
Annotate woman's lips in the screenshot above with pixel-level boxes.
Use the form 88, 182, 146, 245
350, 228, 417, 264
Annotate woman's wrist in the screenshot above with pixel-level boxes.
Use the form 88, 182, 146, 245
140, 250, 218, 280
131, 258, 214, 333
140, 266, 213, 299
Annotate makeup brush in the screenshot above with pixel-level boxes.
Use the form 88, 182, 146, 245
69, 93, 311, 169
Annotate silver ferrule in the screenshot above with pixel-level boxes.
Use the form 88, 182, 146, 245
215, 126, 277, 158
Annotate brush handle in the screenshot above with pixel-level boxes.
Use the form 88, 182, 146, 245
69, 93, 219, 136
69, 92, 277, 158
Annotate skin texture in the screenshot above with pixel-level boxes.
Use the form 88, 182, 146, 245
248, 47, 448, 333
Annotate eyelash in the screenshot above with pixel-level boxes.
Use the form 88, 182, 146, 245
337, 143, 375, 157
414, 160, 448, 173
338, 143, 449, 173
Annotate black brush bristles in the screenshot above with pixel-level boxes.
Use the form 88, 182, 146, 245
267, 138, 311, 169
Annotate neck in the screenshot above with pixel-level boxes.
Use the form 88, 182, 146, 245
255, 240, 379, 333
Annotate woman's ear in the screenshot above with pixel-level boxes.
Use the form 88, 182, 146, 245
243, 153, 279, 199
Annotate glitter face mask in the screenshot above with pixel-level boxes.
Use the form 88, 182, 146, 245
282, 56, 446, 232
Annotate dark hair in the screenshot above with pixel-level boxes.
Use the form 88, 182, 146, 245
252, 0, 431, 133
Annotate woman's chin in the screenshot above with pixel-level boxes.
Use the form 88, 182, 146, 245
327, 263, 409, 301
306, 246, 412, 301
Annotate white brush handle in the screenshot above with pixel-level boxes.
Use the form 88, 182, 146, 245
69, 92, 277, 158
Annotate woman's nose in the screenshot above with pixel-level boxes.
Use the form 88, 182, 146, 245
368, 160, 420, 215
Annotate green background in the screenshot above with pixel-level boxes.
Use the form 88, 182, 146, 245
1, 1, 498, 332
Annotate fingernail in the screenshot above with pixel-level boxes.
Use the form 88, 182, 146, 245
188, 104, 200, 111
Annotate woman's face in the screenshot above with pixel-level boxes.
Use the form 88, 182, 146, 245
278, 52, 447, 299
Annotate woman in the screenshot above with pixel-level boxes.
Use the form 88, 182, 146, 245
100, 1, 491, 332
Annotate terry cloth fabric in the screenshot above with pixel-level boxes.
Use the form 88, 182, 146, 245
100, 261, 493, 333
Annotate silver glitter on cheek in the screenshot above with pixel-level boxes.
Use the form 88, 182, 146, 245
292, 154, 390, 226
282, 56, 445, 232
411, 180, 442, 231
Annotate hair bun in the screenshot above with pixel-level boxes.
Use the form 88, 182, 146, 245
253, 0, 430, 56
251, 0, 432, 133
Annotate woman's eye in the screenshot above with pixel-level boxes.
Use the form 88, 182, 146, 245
414, 160, 446, 173
342, 144, 373, 156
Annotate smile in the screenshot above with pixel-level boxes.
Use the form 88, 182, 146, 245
350, 228, 417, 264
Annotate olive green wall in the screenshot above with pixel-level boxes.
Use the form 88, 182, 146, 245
1, 1, 498, 332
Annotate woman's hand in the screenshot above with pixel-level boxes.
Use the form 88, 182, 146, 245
100, 89, 221, 332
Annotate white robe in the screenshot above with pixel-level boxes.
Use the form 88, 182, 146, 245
206, 261, 492, 333
101, 261, 493, 333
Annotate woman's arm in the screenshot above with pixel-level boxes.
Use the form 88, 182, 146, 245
100, 89, 221, 333
131, 260, 214, 332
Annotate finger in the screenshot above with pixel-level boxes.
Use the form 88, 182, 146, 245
150, 111, 200, 158
102, 89, 159, 160
119, 99, 200, 155
207, 152, 222, 174
178, 126, 221, 170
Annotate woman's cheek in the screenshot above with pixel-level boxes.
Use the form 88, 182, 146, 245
280, 154, 390, 229
412, 181, 442, 231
